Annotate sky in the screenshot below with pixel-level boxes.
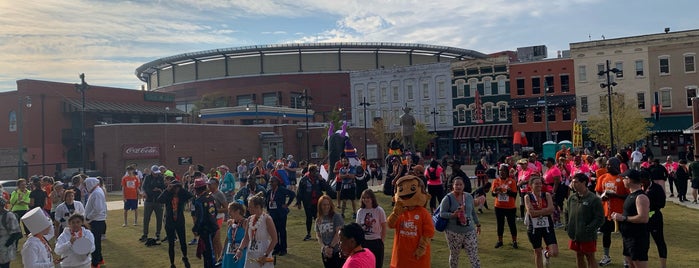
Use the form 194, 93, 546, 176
0, 0, 697, 92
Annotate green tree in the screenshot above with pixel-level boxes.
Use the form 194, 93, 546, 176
587, 94, 653, 149
413, 122, 437, 153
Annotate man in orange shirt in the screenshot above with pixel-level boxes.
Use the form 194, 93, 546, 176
122, 166, 141, 227
594, 157, 629, 266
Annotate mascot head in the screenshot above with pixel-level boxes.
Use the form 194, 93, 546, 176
393, 175, 430, 208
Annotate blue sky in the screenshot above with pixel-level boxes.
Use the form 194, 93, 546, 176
0, 0, 697, 92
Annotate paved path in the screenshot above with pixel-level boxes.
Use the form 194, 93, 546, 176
106, 165, 699, 211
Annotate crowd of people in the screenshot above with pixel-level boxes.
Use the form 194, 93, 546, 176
2, 144, 695, 268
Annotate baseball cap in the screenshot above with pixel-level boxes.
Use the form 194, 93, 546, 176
151, 165, 161, 174
620, 169, 641, 183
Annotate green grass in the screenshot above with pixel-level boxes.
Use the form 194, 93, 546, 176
11, 192, 699, 267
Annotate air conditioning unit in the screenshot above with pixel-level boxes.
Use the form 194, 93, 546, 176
311, 152, 319, 158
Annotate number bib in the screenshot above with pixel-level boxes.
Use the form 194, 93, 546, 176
497, 193, 509, 202
269, 201, 277, 209
249, 239, 269, 254
532, 216, 550, 228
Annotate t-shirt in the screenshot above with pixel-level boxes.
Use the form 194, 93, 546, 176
342, 249, 376, 268
121, 175, 140, 200
424, 166, 444, 186
210, 190, 227, 219
316, 213, 344, 247
595, 173, 629, 219
491, 177, 517, 209
689, 161, 699, 180
389, 207, 433, 268
42, 185, 53, 211
543, 166, 561, 193
356, 206, 386, 241
517, 168, 534, 193
29, 189, 47, 210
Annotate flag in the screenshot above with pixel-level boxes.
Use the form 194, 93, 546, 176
474, 90, 483, 124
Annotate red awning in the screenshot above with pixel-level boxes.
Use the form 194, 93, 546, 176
454, 124, 512, 140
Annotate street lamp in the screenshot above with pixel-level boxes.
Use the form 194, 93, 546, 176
75, 73, 89, 173
300, 89, 313, 161
431, 107, 440, 157
17, 96, 31, 178
246, 103, 259, 124
598, 60, 620, 155
165, 106, 170, 123
539, 81, 552, 141
358, 97, 371, 157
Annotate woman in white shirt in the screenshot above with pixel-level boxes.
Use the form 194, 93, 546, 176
355, 189, 386, 268
54, 190, 85, 230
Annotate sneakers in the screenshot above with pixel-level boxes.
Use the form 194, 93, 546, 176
478, 209, 483, 214
542, 250, 550, 265
599, 255, 612, 266
669, 193, 675, 197
188, 238, 198, 245
122, 223, 127, 227
182, 257, 191, 268
512, 241, 518, 249
303, 234, 312, 241
352, 213, 357, 219
161, 236, 169, 242
139, 235, 148, 242
494, 241, 503, 248
155, 235, 161, 242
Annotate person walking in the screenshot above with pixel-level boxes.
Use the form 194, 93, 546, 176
315, 195, 344, 268
439, 177, 481, 268
524, 176, 559, 268
566, 173, 605, 268
424, 160, 445, 213
265, 176, 295, 256
612, 170, 650, 268
157, 180, 193, 268
491, 164, 518, 249
235, 194, 277, 268
296, 164, 335, 241
191, 178, 219, 268
141, 165, 166, 242
121, 166, 140, 227
355, 189, 386, 268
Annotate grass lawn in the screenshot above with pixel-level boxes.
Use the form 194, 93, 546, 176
11, 192, 699, 267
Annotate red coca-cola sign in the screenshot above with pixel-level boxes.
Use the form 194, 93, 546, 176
122, 144, 160, 159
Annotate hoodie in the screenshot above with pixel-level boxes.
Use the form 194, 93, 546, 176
54, 226, 95, 267
83, 178, 106, 221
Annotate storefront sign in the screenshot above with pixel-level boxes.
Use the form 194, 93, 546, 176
122, 144, 160, 159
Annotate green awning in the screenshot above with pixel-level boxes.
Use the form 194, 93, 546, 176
647, 115, 693, 133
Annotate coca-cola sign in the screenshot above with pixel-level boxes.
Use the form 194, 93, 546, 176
122, 144, 160, 159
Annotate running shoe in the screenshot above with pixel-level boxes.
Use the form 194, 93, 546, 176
599, 255, 611, 266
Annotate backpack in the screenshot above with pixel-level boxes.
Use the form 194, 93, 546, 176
428, 167, 439, 181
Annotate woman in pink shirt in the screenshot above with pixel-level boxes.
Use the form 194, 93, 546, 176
339, 223, 376, 268
424, 160, 445, 213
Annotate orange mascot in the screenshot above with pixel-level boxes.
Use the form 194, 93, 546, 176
387, 175, 434, 268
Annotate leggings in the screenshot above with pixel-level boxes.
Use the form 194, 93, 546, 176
165, 220, 188, 265
362, 239, 384, 268
445, 229, 481, 268
649, 212, 667, 258
303, 201, 317, 236
668, 176, 676, 195
495, 207, 517, 239
428, 184, 445, 211
600, 219, 614, 249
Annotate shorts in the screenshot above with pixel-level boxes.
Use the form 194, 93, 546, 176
216, 217, 224, 228
569, 240, 596, 253
335, 181, 342, 192
527, 226, 558, 249
290, 177, 297, 185
340, 185, 357, 200
124, 199, 138, 210
691, 179, 699, 189
623, 235, 649, 261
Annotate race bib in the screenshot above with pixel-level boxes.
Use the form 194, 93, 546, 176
532, 216, 550, 228
226, 242, 240, 254
249, 239, 269, 253
497, 193, 509, 202
126, 181, 135, 188
269, 201, 277, 209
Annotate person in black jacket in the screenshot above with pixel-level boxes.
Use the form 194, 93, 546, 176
157, 180, 194, 268
675, 160, 690, 202
141, 165, 166, 241
266, 176, 296, 256
647, 159, 669, 194
295, 164, 335, 241
192, 178, 219, 268
447, 160, 471, 193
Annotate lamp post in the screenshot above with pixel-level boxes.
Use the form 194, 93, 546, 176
598, 60, 620, 155
75, 74, 89, 173
300, 89, 313, 161
539, 81, 552, 141
358, 97, 371, 156
165, 106, 170, 122
17, 96, 32, 178
246, 103, 259, 124
431, 107, 440, 157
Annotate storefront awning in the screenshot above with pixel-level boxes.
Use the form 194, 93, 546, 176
454, 124, 512, 140
648, 115, 692, 134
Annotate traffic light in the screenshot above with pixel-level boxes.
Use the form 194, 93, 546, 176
653, 92, 660, 121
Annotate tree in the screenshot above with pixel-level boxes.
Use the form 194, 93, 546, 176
413, 122, 437, 154
587, 94, 653, 150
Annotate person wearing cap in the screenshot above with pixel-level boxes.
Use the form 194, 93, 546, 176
21, 207, 55, 268
84, 177, 106, 267
121, 166, 140, 227
55, 213, 95, 268
141, 165, 166, 242
218, 165, 237, 204
265, 176, 296, 256
285, 155, 299, 192
595, 157, 629, 266
191, 178, 219, 268
234, 180, 267, 209
612, 169, 650, 268
639, 170, 667, 268
516, 158, 534, 221
0, 197, 21, 267
157, 180, 193, 268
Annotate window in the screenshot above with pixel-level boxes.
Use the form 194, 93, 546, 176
368, 87, 376, 103
685, 54, 696, 73
660, 89, 671, 108
531, 77, 541, 95
599, 95, 607, 112
262, 92, 278, 106
518, 109, 527, 123
533, 107, 543, 122
381, 87, 388, 103
237, 95, 253, 106
498, 103, 508, 121
580, 96, 588, 113
635, 60, 644, 77
356, 90, 364, 102
562, 107, 571, 121
637, 92, 646, 110
469, 79, 478, 97
615, 62, 623, 78
484, 103, 493, 121
358, 109, 365, 126
290, 92, 302, 108
457, 106, 466, 123
547, 107, 556, 122
483, 77, 492, 96
578, 65, 587, 82
597, 64, 605, 80
560, 75, 570, 92
437, 81, 446, 98
456, 80, 465, 98
422, 83, 429, 99
497, 77, 507, 95
439, 104, 447, 123
406, 84, 414, 100
423, 107, 430, 123
659, 57, 670, 75
544, 76, 554, 93
393, 86, 400, 102
394, 108, 400, 126
516, 78, 525, 95
687, 87, 697, 107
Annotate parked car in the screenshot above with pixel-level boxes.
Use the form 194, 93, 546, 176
0, 180, 18, 195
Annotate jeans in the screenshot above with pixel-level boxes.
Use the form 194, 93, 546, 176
143, 201, 164, 238
269, 208, 289, 253
90, 220, 106, 266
